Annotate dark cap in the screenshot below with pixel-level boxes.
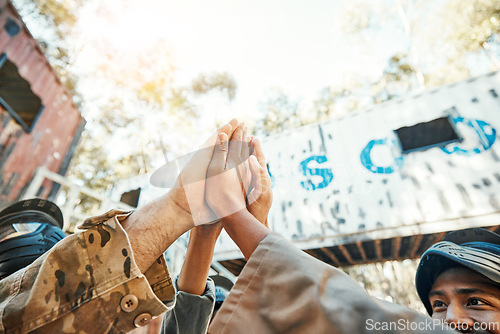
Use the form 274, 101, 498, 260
415, 228, 500, 315
0, 198, 63, 229
210, 275, 234, 304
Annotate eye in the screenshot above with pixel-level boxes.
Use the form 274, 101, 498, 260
432, 300, 447, 311
467, 298, 487, 307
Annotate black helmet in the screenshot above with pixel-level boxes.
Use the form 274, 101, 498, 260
415, 228, 500, 315
210, 275, 234, 311
0, 198, 66, 279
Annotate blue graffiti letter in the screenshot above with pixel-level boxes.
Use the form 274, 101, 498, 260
299, 155, 333, 190
360, 138, 404, 174
441, 117, 496, 155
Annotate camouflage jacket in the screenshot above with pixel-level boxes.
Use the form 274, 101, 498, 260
0, 211, 176, 334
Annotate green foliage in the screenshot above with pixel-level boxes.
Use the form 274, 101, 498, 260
12, 0, 80, 94
67, 131, 115, 191
35, 0, 78, 31
101, 100, 134, 134
137, 78, 169, 107
255, 0, 500, 136
256, 90, 302, 136
444, 0, 500, 52
191, 72, 237, 102
16, 0, 241, 192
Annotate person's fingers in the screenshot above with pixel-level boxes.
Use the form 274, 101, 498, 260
228, 123, 244, 169
208, 133, 228, 178
247, 155, 263, 205
200, 119, 237, 150
251, 137, 267, 167
218, 119, 238, 139
226, 119, 239, 134
217, 123, 231, 135
230, 123, 244, 142
248, 136, 255, 155
241, 124, 250, 160
237, 124, 253, 196
215, 133, 229, 169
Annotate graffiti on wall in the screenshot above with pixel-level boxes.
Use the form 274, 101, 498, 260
357, 116, 497, 176
209, 72, 500, 258
297, 114, 497, 188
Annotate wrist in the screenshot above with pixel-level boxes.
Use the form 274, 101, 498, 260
189, 225, 221, 243
211, 200, 247, 222
220, 209, 270, 260
220, 209, 253, 226
163, 192, 195, 227
120, 194, 194, 273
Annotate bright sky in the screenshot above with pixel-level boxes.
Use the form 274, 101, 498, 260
74, 0, 407, 124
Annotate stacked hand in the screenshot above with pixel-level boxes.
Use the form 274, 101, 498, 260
166, 119, 239, 226
176, 120, 273, 292
205, 123, 273, 226
121, 119, 272, 274
246, 137, 273, 227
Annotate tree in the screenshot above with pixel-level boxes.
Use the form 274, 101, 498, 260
255, 89, 301, 136
12, 0, 81, 93
442, 0, 500, 66
14, 0, 238, 206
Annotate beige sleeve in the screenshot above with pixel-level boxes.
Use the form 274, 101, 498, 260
209, 233, 455, 334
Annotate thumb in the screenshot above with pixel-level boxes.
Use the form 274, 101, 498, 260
247, 155, 263, 205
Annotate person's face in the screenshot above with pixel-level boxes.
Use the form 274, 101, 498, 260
429, 267, 500, 334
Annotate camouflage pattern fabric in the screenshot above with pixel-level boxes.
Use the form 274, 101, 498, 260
0, 210, 175, 334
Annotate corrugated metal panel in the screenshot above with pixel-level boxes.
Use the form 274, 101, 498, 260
0, 0, 85, 207
213, 71, 500, 268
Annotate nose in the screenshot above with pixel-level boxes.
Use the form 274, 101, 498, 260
444, 303, 474, 332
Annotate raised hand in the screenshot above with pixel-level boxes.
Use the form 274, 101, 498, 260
205, 131, 248, 219
247, 137, 273, 227
166, 119, 239, 226
206, 129, 272, 260
121, 119, 241, 273
205, 124, 272, 225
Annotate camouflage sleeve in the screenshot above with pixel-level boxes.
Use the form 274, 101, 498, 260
0, 210, 176, 334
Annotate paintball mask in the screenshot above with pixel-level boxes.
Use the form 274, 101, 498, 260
0, 198, 66, 280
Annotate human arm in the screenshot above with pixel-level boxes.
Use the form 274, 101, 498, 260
178, 224, 222, 295
0, 212, 176, 333
208, 233, 458, 334
206, 130, 273, 260
120, 119, 239, 273
206, 133, 455, 334
160, 224, 222, 334
0, 120, 240, 333
161, 274, 216, 334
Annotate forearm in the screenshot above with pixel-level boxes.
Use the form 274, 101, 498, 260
0, 214, 175, 334
178, 227, 218, 295
221, 210, 270, 260
121, 193, 194, 273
